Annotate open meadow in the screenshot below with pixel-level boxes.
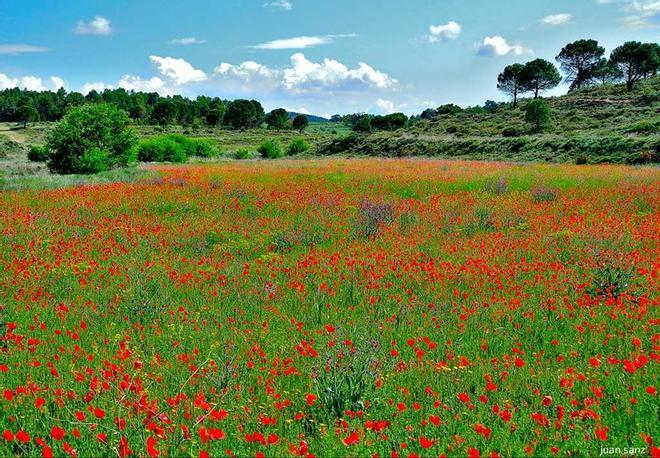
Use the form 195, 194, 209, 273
0, 159, 658, 457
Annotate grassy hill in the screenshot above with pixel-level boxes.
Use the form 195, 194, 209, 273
320, 77, 660, 164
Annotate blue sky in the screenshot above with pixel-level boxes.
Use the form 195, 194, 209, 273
1, 0, 658, 116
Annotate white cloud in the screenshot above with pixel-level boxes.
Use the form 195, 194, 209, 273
50, 77, 67, 90
252, 34, 356, 50
428, 21, 462, 42
0, 73, 66, 91
169, 37, 208, 45
81, 82, 110, 94
476, 36, 532, 57
283, 106, 311, 114
0, 44, 50, 55
118, 75, 171, 93
265, 0, 293, 10
541, 13, 573, 25
149, 56, 207, 85
624, 0, 660, 28
215, 53, 397, 94
376, 98, 396, 114
75, 16, 113, 35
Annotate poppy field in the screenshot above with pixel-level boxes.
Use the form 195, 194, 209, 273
0, 159, 658, 458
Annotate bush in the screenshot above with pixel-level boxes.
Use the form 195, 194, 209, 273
258, 139, 284, 159
233, 149, 252, 160
625, 120, 660, 135
287, 138, 310, 155
47, 104, 137, 174
575, 155, 588, 165
133, 136, 188, 163
524, 100, 552, 132
134, 135, 219, 163
28, 145, 50, 162
501, 127, 521, 138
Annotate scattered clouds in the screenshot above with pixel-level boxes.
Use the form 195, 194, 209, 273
169, 37, 208, 45
252, 34, 356, 50
541, 13, 573, 25
0, 74, 65, 91
149, 56, 207, 85
376, 98, 396, 114
75, 16, 113, 35
428, 21, 462, 42
216, 53, 397, 95
265, 0, 293, 10
596, 0, 659, 28
0, 44, 50, 55
624, 0, 660, 28
476, 36, 532, 57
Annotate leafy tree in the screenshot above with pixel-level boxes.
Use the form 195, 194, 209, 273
436, 104, 462, 115
266, 108, 290, 130
292, 114, 309, 133
556, 39, 605, 91
330, 114, 343, 123
520, 59, 562, 98
16, 99, 38, 128
483, 100, 499, 113
497, 63, 526, 107
46, 103, 137, 174
204, 98, 225, 126
225, 99, 265, 129
524, 99, 552, 132
592, 58, 623, 84
353, 116, 372, 133
420, 108, 437, 120
151, 98, 176, 125
610, 41, 660, 91
371, 113, 408, 131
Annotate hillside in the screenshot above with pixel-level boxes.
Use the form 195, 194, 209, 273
320, 77, 660, 164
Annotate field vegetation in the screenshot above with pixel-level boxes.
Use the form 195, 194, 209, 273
0, 159, 657, 457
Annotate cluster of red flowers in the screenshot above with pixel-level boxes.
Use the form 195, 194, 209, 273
0, 159, 657, 457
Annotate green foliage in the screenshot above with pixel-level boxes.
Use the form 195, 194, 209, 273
133, 134, 219, 163
353, 116, 372, 133
287, 137, 310, 155
371, 113, 408, 131
225, 99, 265, 130
265, 108, 290, 130
497, 63, 526, 106
292, 114, 309, 133
625, 119, 660, 134
556, 39, 606, 91
46, 103, 137, 174
232, 149, 252, 160
611, 41, 660, 90
501, 127, 522, 137
134, 136, 188, 163
520, 59, 562, 98
27, 145, 50, 162
524, 99, 552, 132
258, 139, 284, 159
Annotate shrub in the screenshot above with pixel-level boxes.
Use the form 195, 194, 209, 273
524, 99, 552, 132
575, 155, 588, 165
28, 145, 50, 162
189, 138, 219, 158
233, 149, 252, 160
133, 136, 188, 163
47, 104, 137, 174
287, 138, 310, 155
258, 139, 284, 159
501, 127, 521, 138
625, 120, 660, 134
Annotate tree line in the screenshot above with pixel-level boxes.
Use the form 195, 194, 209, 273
0, 86, 316, 131
497, 40, 659, 106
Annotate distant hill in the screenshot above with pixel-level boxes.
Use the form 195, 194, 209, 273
319, 76, 659, 164
287, 112, 330, 123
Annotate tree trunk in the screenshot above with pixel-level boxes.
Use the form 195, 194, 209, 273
513, 88, 518, 107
